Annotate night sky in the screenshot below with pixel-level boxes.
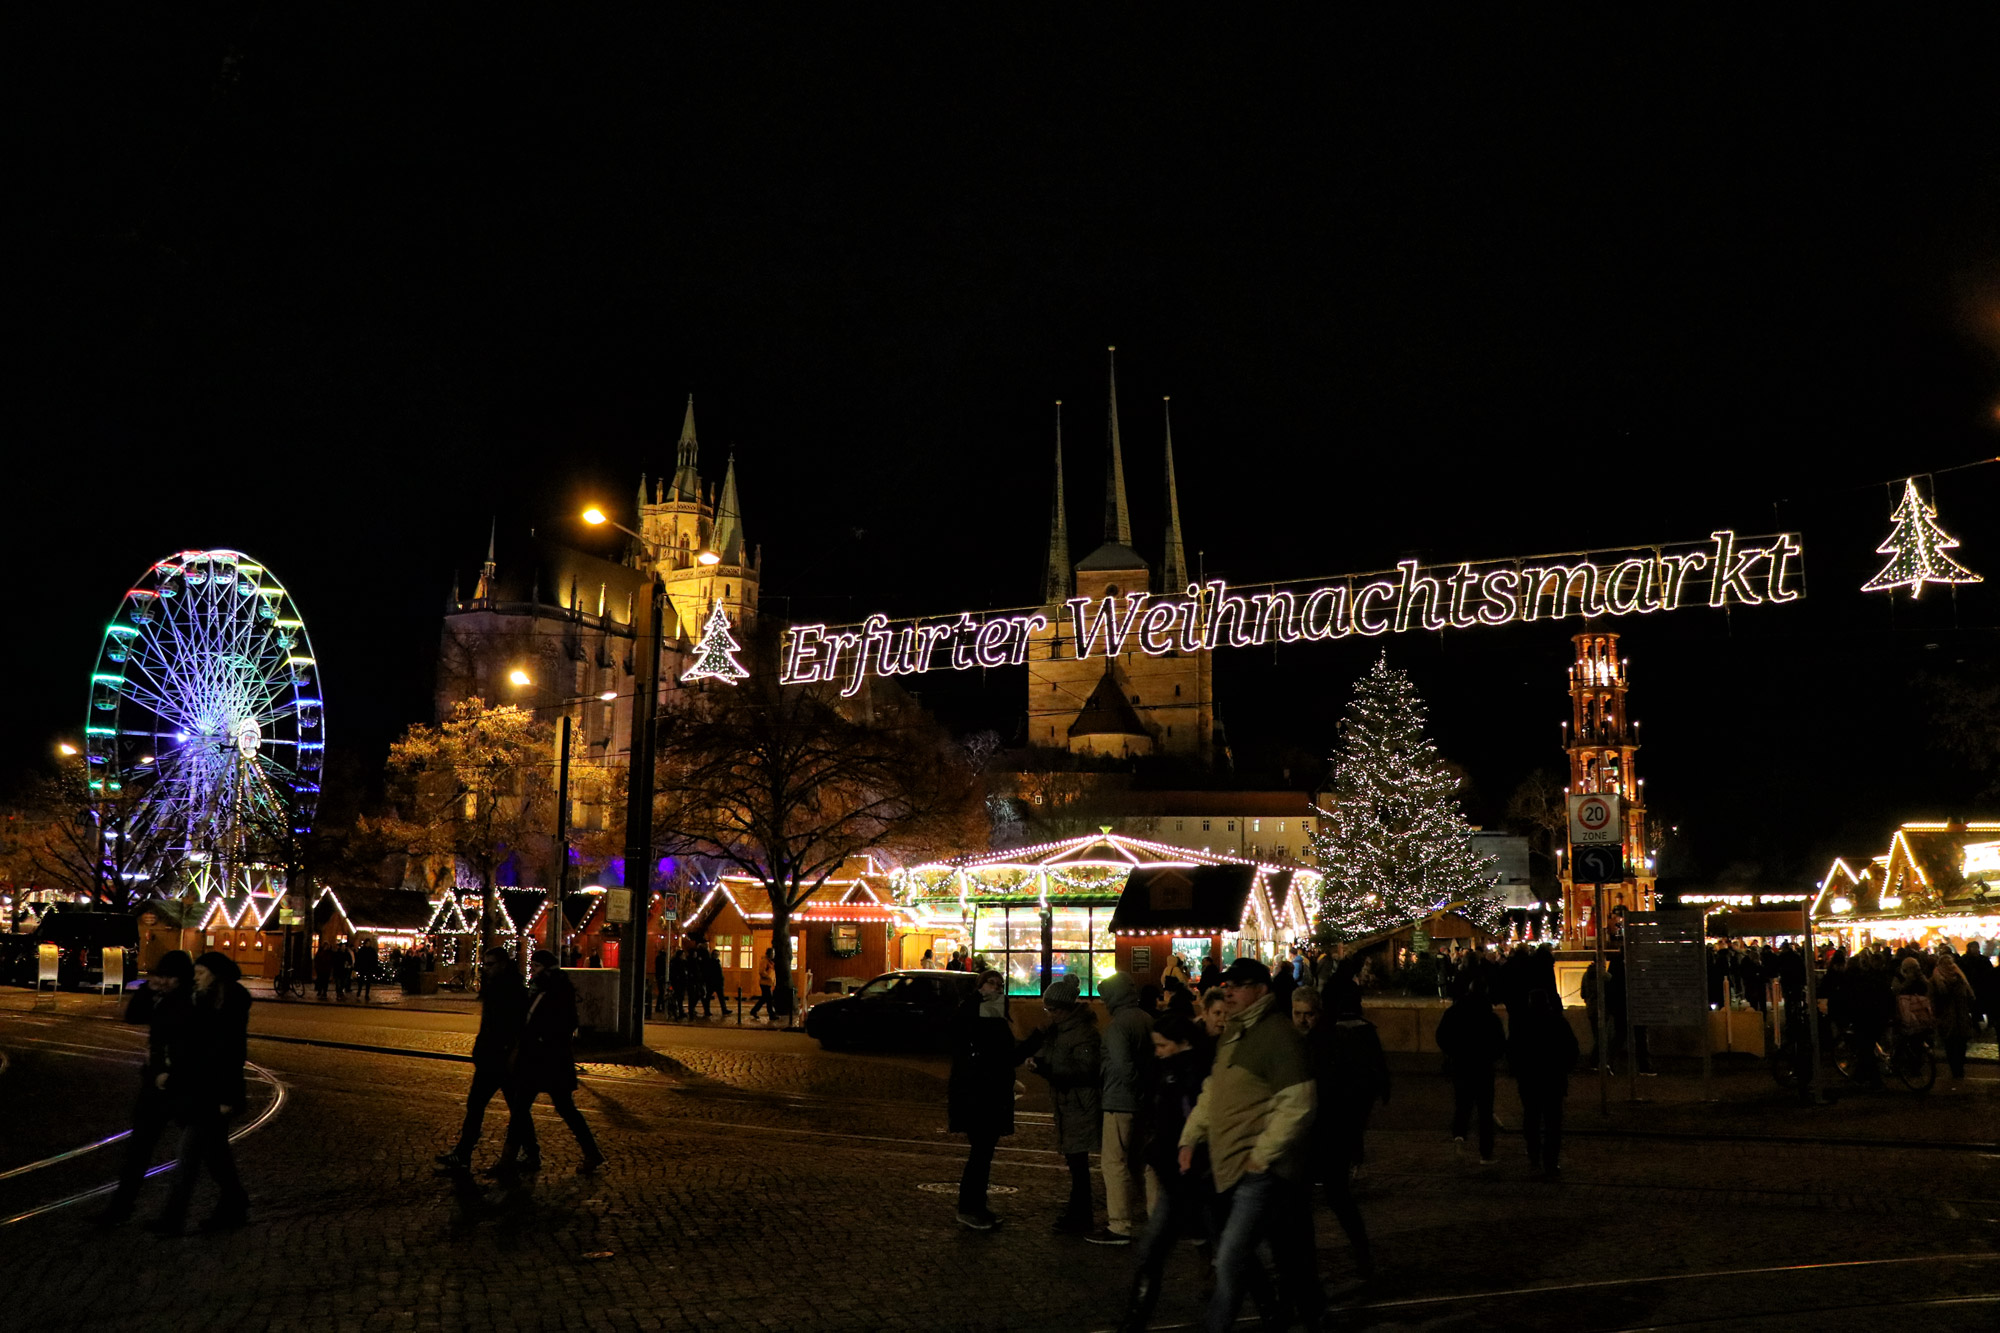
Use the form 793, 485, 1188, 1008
12, 11, 1999, 889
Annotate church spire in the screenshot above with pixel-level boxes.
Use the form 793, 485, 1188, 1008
1161, 397, 1188, 595
1103, 346, 1131, 546
473, 519, 497, 602
673, 395, 701, 501
1043, 401, 1071, 604
710, 451, 744, 564
637, 473, 648, 518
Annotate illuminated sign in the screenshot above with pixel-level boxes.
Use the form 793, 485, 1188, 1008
780, 529, 1806, 693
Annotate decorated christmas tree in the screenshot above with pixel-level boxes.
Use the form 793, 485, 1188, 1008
680, 599, 750, 684
1308, 654, 1500, 944
1861, 477, 1982, 599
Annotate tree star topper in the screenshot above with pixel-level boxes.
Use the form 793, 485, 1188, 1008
682, 598, 750, 685
1861, 477, 1982, 599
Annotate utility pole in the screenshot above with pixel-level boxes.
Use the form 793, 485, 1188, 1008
549, 714, 572, 967
617, 578, 663, 1045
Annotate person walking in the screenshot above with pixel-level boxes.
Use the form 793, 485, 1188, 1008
1177, 957, 1323, 1333
1095, 971, 1153, 1246
149, 952, 253, 1234
94, 950, 195, 1227
701, 941, 730, 1017
1579, 957, 1606, 1071
1026, 974, 1101, 1236
1927, 953, 1976, 1090
1321, 979, 1390, 1184
334, 940, 355, 1001
313, 939, 334, 1000
354, 937, 379, 1003
1292, 984, 1374, 1277
1436, 976, 1506, 1164
502, 950, 604, 1175
435, 946, 533, 1172
948, 970, 1019, 1229
652, 942, 669, 1017
668, 942, 692, 1020
749, 949, 776, 1020
1507, 987, 1579, 1179
1117, 1012, 1262, 1333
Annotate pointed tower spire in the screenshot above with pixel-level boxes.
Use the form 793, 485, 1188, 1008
709, 451, 744, 564
637, 473, 648, 517
1161, 397, 1188, 595
672, 395, 702, 500
1043, 401, 1071, 604
1103, 347, 1132, 546
473, 519, 498, 602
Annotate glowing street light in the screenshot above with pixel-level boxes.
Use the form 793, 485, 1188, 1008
508, 668, 533, 687
599, 690, 617, 701
57, 742, 78, 756
582, 506, 608, 526
697, 549, 721, 566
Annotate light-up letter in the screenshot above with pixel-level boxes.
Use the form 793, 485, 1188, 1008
1476, 569, 1520, 625
974, 617, 1014, 668
1299, 586, 1348, 640
1138, 602, 1179, 655
1708, 531, 1764, 607
1767, 534, 1804, 603
1353, 581, 1396, 636
1604, 559, 1649, 615
1203, 581, 1256, 650
1445, 563, 1479, 628
785, 624, 827, 683
1394, 561, 1448, 634
1067, 593, 1149, 660
1259, 591, 1301, 644
1007, 615, 1048, 665
951, 613, 979, 669
1177, 586, 1205, 653
1659, 552, 1707, 609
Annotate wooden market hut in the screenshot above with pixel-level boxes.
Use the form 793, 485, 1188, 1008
1811, 820, 2000, 949
683, 859, 901, 997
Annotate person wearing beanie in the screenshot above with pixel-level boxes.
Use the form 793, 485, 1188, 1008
95, 951, 196, 1227
149, 951, 253, 1234
1026, 973, 1101, 1235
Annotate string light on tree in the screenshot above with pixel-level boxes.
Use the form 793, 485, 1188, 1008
1308, 654, 1501, 944
1861, 477, 1983, 599
681, 599, 750, 685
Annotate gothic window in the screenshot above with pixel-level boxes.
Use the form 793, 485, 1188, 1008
1174, 684, 1181, 697
1202, 820, 1211, 831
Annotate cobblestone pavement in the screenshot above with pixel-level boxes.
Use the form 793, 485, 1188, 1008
1, 996, 1995, 1332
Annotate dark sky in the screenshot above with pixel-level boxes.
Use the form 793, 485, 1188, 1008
11, 10, 2000, 887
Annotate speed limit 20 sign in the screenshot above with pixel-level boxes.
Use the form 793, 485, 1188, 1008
1568, 793, 1623, 847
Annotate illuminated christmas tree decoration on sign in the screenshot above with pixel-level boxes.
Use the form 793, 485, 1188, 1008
779, 529, 1806, 691
681, 599, 750, 685
1860, 477, 1982, 599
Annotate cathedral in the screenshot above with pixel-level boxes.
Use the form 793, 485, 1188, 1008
1026, 350, 1219, 765
435, 395, 760, 779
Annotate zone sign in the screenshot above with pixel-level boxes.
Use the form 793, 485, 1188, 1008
1569, 793, 1623, 847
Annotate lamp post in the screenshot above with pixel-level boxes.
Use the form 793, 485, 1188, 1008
583, 505, 719, 1046
504, 674, 620, 974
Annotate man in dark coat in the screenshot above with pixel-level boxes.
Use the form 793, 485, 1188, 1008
1435, 976, 1506, 1163
95, 950, 195, 1227
436, 946, 533, 1172
667, 942, 692, 1020
502, 949, 604, 1174
948, 970, 1018, 1229
700, 942, 729, 1017
1507, 988, 1579, 1178
652, 943, 669, 1017
1026, 974, 1102, 1235
150, 952, 253, 1234
355, 938, 380, 1003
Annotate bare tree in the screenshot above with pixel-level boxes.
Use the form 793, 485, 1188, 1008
653, 668, 986, 1012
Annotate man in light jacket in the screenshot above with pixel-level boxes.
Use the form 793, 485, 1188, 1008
1178, 957, 1323, 1333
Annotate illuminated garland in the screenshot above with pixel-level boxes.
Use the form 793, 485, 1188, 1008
1861, 478, 1982, 599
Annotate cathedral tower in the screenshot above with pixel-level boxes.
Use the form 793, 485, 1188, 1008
636, 395, 761, 641
1560, 631, 1655, 940
1025, 350, 1214, 763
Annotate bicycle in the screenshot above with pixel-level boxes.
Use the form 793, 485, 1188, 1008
1832, 1024, 1937, 1092
271, 964, 301, 1000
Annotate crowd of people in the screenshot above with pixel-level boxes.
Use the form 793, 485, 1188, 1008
1816, 939, 1993, 1088
945, 943, 1594, 1333
645, 938, 788, 1021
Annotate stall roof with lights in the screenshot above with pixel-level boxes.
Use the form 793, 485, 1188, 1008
1812, 821, 2000, 937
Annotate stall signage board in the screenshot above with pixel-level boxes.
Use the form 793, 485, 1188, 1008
100, 947, 125, 995
1130, 945, 1152, 975
605, 889, 633, 924
1624, 910, 1706, 1027
37, 943, 59, 990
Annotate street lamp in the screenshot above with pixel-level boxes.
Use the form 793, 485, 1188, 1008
57, 742, 77, 756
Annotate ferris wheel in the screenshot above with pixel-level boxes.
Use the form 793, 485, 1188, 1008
85, 549, 324, 897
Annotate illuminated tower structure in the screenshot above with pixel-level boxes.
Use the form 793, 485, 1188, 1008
1560, 630, 1655, 941
634, 396, 761, 642
1025, 350, 1215, 763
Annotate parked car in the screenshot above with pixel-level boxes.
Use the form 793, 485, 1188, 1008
28, 906, 139, 990
803, 969, 984, 1051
